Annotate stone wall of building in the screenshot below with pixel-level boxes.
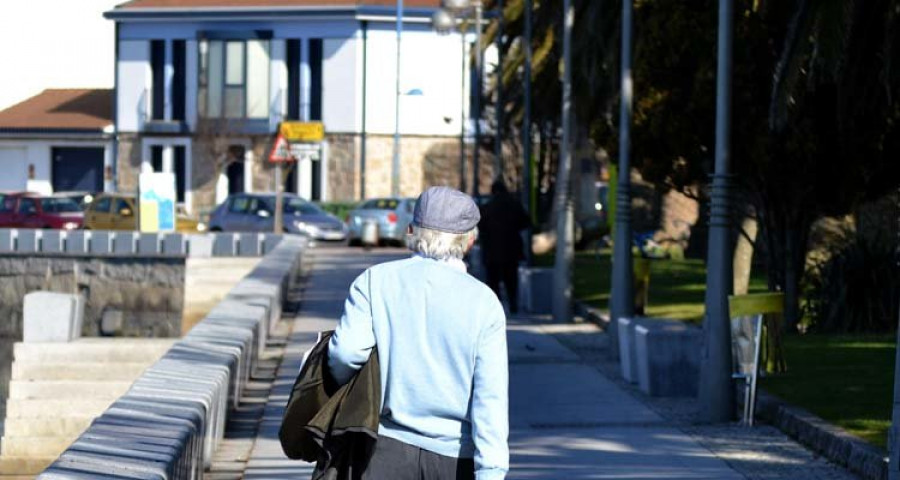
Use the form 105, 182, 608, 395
115, 134, 143, 195
0, 255, 185, 420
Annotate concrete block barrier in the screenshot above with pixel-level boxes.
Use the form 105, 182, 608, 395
89, 232, 112, 255
37, 236, 306, 479
22, 292, 84, 343
41, 231, 64, 253
161, 233, 185, 256
18, 230, 40, 252
137, 233, 161, 255
633, 318, 701, 397
112, 232, 138, 255
65, 231, 88, 254
237, 232, 261, 257
0, 229, 15, 252
617, 317, 638, 383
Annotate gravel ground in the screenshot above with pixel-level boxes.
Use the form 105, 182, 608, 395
542, 319, 861, 480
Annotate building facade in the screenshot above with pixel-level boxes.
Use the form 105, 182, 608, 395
106, 0, 473, 217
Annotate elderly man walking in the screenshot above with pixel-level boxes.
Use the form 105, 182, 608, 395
328, 186, 509, 480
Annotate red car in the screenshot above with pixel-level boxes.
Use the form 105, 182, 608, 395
0, 192, 84, 230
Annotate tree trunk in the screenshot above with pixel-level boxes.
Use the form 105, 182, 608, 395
732, 216, 758, 295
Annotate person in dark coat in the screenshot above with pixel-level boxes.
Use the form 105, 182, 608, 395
478, 180, 531, 313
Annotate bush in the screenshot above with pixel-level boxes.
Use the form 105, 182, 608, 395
805, 232, 899, 333
316, 201, 359, 222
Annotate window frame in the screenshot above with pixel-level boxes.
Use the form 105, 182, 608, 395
198, 38, 270, 120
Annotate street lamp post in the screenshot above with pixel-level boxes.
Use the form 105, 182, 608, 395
551, 0, 574, 324
433, 0, 484, 196
391, 0, 404, 197
699, 0, 736, 423
522, 0, 533, 264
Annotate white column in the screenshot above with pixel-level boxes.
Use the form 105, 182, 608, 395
162, 145, 174, 173
319, 142, 329, 201
164, 40, 174, 121
299, 158, 312, 200
270, 39, 287, 131
244, 149, 254, 193
103, 142, 114, 192
184, 141, 193, 214
300, 39, 311, 121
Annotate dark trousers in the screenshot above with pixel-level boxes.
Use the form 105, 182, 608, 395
361, 435, 475, 480
485, 261, 519, 314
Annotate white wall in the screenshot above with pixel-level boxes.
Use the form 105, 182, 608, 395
118, 40, 151, 133
363, 26, 467, 137
0, 140, 111, 194
0, 0, 119, 110
322, 36, 361, 133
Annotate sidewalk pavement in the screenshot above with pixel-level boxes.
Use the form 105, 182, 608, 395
238, 246, 857, 480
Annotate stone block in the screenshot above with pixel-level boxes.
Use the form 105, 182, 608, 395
41, 231, 64, 253
212, 233, 237, 257
90, 232, 112, 254
518, 267, 553, 314
22, 291, 84, 342
161, 233, 185, 256
186, 234, 213, 258
17, 229, 39, 252
262, 233, 282, 254
237, 233, 261, 257
634, 318, 701, 397
66, 231, 89, 254
137, 233, 161, 255
617, 317, 637, 383
0, 229, 15, 252
113, 232, 138, 255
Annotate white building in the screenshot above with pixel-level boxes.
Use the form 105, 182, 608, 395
104, 0, 477, 214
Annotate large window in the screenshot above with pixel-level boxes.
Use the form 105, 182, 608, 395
199, 39, 270, 119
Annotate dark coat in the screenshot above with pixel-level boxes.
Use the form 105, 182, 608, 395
479, 192, 531, 265
279, 331, 381, 480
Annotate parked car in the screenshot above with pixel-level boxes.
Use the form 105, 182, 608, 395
346, 197, 415, 246
0, 192, 83, 230
209, 193, 347, 241
83, 193, 205, 232
54, 191, 97, 209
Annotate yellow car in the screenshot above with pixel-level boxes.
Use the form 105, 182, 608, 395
83, 193, 206, 232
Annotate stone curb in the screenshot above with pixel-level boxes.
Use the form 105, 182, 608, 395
36, 236, 307, 479
573, 300, 610, 329
754, 390, 888, 480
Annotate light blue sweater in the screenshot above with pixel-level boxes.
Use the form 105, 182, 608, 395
328, 255, 509, 480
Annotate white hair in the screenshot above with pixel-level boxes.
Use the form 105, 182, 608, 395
407, 225, 478, 261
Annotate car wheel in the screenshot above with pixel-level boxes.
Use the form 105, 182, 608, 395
210, 227, 222, 232
348, 238, 361, 247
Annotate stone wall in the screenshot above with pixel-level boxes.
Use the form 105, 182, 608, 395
0, 255, 185, 420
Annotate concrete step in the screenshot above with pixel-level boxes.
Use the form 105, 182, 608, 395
13, 339, 174, 364
11, 362, 151, 381
8, 380, 132, 399
0, 456, 56, 476
3, 416, 94, 438
6, 398, 113, 419
0, 436, 75, 459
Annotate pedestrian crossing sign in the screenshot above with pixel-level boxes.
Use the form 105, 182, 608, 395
268, 133, 294, 163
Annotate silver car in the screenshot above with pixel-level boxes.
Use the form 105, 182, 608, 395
347, 197, 415, 246
209, 193, 347, 241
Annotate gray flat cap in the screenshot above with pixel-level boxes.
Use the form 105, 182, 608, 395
412, 186, 480, 234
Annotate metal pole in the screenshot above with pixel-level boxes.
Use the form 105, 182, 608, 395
699, 0, 736, 423
391, 0, 403, 197
888, 187, 900, 480
361, 20, 368, 199
472, 0, 483, 197
494, 0, 504, 180
522, 0, 533, 265
610, 0, 634, 358
274, 162, 284, 233
552, 0, 574, 324
460, 26, 468, 192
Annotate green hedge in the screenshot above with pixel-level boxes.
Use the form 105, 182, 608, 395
316, 201, 360, 221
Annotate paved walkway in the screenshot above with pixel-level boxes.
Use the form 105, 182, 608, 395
220, 245, 857, 480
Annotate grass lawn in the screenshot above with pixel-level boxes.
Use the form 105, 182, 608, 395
760, 334, 896, 449
538, 248, 895, 448
536, 248, 768, 322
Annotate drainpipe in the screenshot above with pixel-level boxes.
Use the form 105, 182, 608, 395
360, 20, 368, 200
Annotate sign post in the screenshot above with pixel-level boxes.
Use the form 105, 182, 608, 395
268, 132, 293, 234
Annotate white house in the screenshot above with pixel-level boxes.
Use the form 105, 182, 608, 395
105, 0, 477, 214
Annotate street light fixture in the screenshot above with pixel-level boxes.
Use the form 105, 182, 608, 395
432, 0, 484, 196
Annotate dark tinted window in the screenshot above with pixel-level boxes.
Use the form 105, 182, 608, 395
362, 199, 399, 210
0, 196, 14, 214
40, 198, 81, 213
18, 198, 37, 215
249, 197, 272, 214
284, 198, 322, 215
229, 196, 250, 214
114, 199, 133, 214
93, 196, 112, 213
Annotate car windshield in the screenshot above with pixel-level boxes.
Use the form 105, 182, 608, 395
283, 198, 323, 215
40, 198, 82, 213
361, 199, 399, 210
